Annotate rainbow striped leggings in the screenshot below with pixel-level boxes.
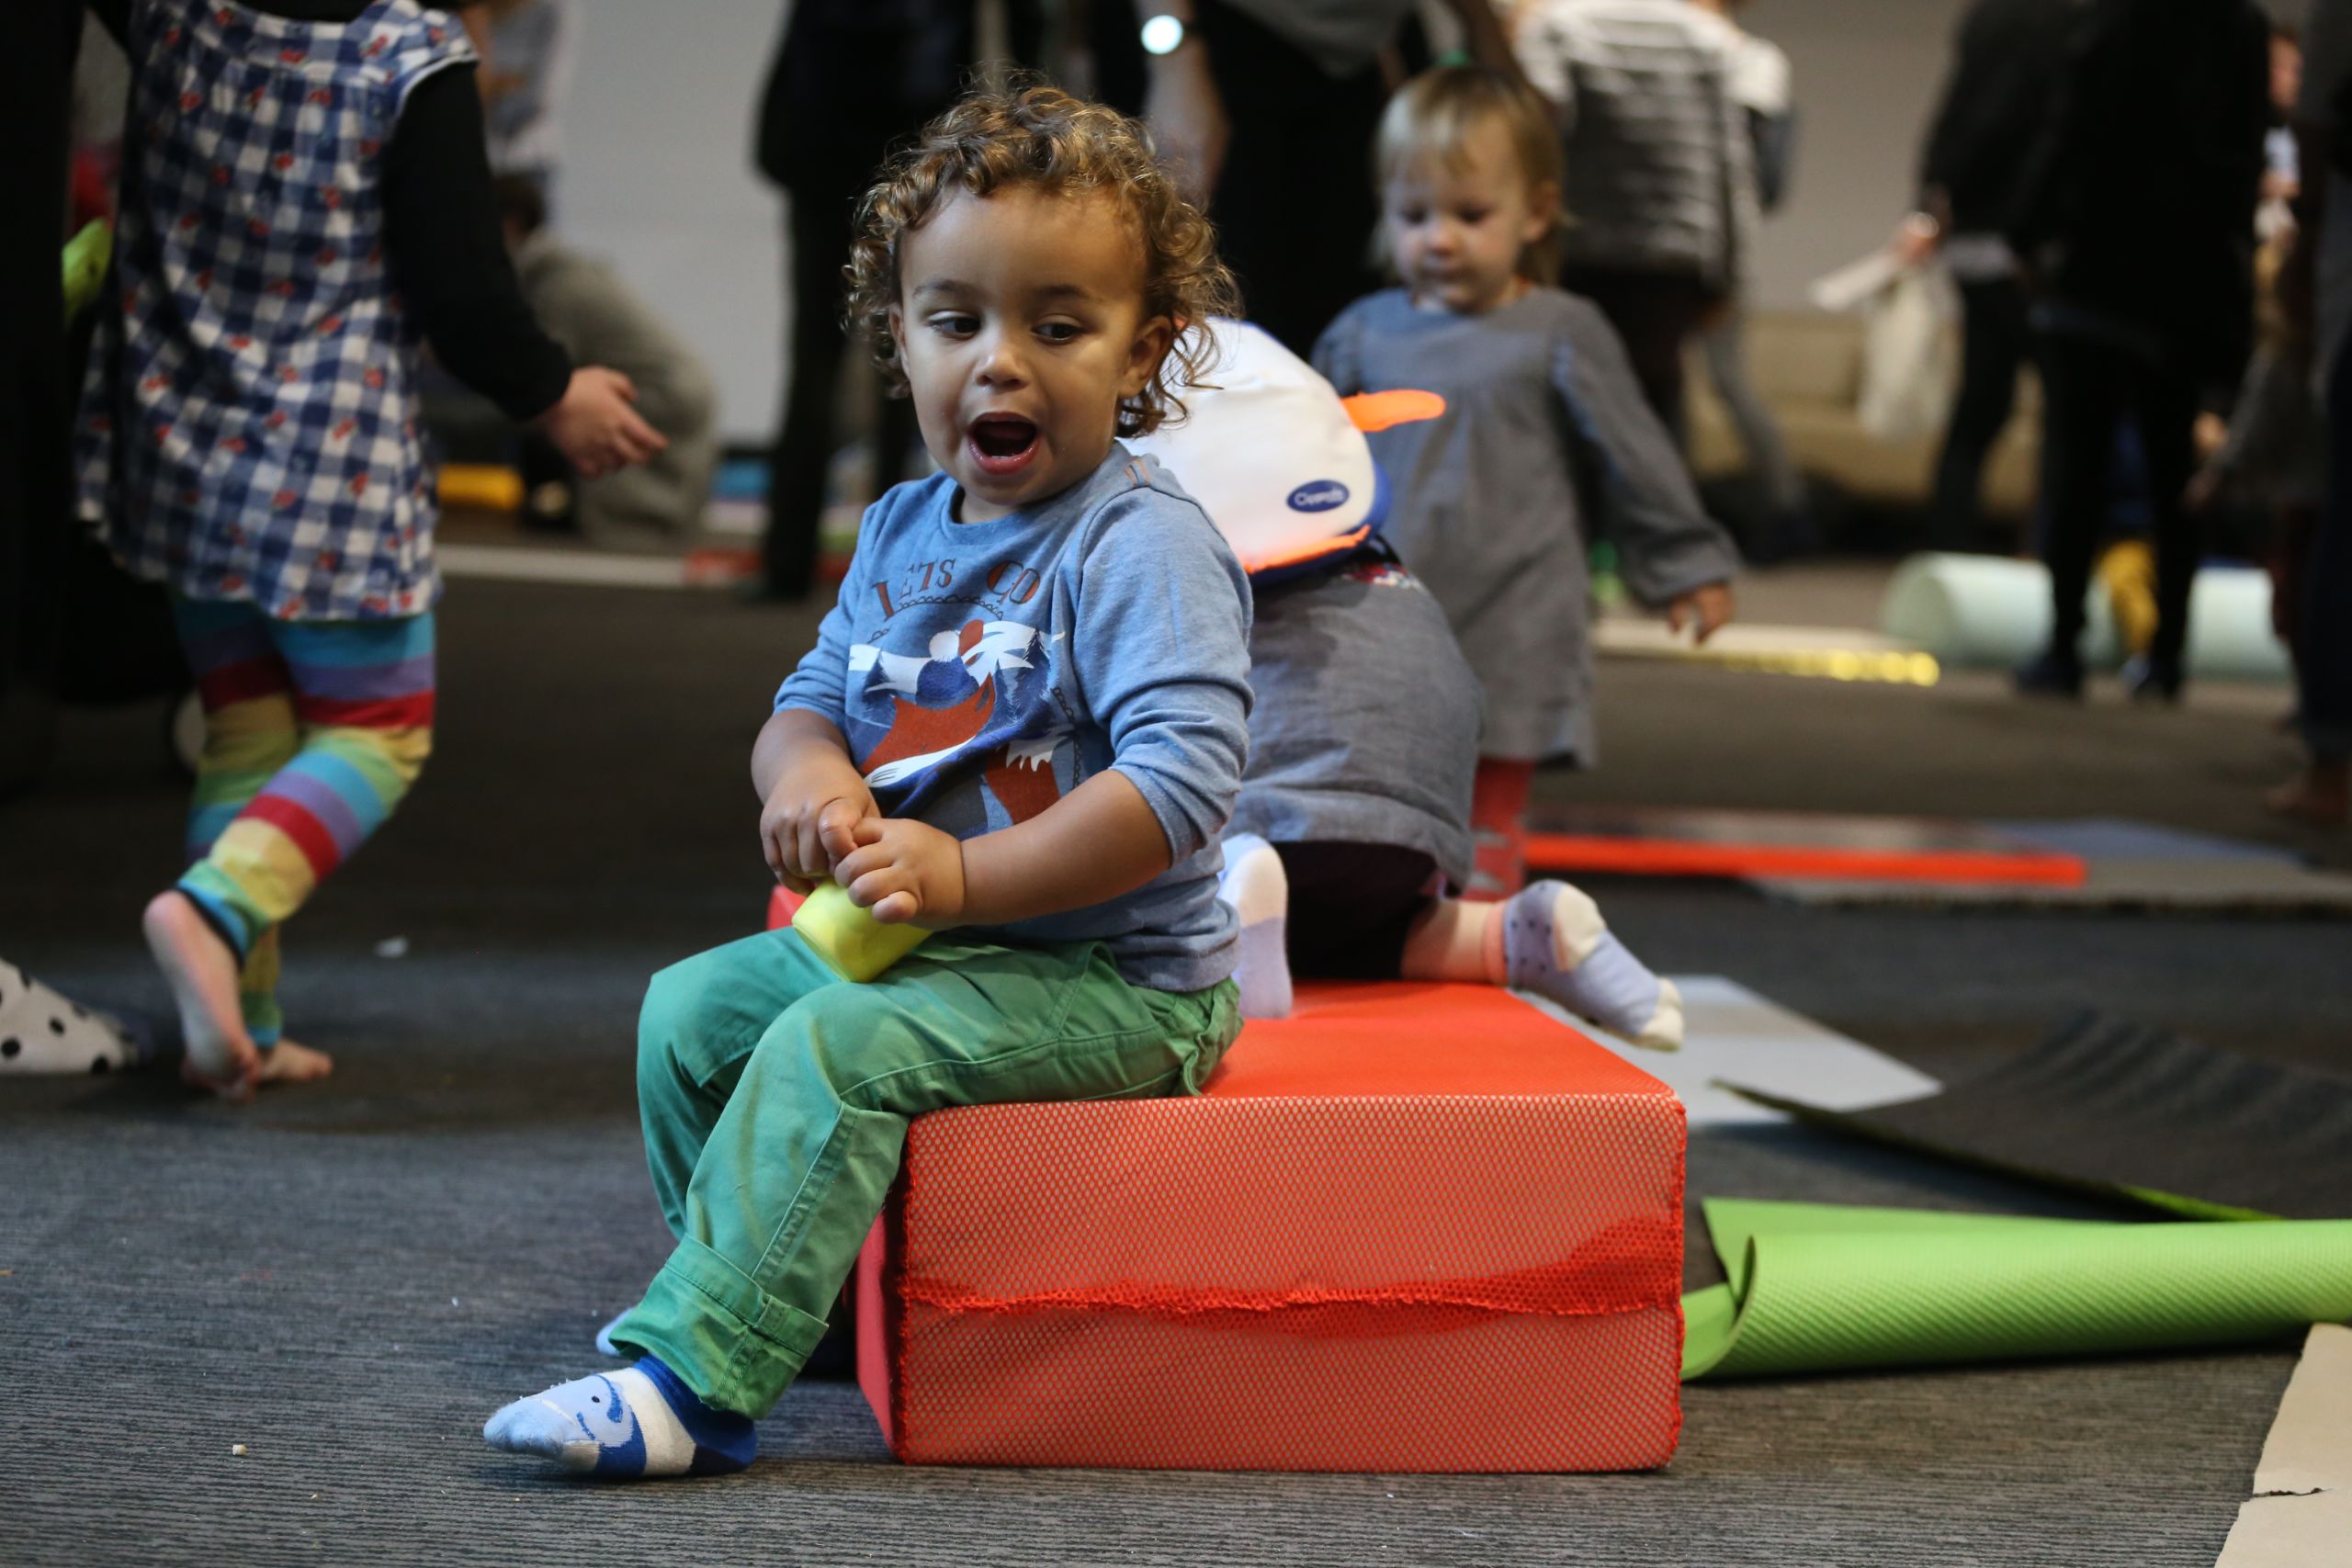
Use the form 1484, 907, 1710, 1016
172, 597, 435, 1048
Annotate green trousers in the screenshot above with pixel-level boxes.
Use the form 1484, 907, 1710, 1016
610, 927, 1241, 1416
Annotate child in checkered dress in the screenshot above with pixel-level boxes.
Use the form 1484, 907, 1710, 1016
80, 0, 664, 1100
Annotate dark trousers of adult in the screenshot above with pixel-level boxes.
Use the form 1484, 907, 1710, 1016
0, 0, 80, 793
2304, 344, 2352, 764
1091, 0, 1389, 357
1928, 275, 2032, 549
1558, 266, 1718, 453
2035, 331, 2202, 671
763, 185, 920, 601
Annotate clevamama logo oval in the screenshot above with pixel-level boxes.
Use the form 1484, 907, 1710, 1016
1286, 480, 1350, 513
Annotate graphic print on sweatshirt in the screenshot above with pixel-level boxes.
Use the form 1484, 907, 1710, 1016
841, 557, 1076, 828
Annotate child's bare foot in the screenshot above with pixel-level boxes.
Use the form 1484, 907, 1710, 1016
142, 892, 260, 1100
257, 1038, 335, 1085
2265, 762, 2350, 828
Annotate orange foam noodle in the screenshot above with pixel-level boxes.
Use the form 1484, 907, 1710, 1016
1523, 832, 2088, 886
855, 981, 1687, 1472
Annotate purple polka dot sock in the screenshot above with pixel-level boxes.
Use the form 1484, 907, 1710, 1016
1216, 834, 1294, 1020
1502, 882, 1683, 1051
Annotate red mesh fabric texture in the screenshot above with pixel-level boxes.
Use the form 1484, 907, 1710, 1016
853, 980, 1687, 1472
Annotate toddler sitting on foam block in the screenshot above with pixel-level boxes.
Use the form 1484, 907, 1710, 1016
1127, 321, 1680, 1048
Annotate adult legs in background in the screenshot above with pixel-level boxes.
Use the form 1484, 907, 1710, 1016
2021, 333, 2128, 693
2273, 344, 2352, 822
2132, 367, 2203, 694
763, 188, 855, 601
2267, 502, 2320, 700
1559, 267, 1716, 453
153, 601, 435, 1094
1699, 302, 1812, 559
0, 0, 82, 795
1187, 0, 1389, 355
2027, 333, 2204, 697
763, 188, 919, 601
1928, 276, 2031, 550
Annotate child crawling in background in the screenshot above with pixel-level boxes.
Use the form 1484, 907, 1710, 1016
485, 84, 1254, 1478
1314, 66, 1742, 898
1129, 321, 1681, 1050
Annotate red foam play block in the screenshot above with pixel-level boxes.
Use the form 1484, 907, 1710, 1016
1522, 805, 2086, 886
854, 981, 1686, 1472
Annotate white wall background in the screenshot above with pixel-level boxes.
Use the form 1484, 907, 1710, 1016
554, 0, 1979, 445
557, 1, 793, 446
1738, 0, 1973, 310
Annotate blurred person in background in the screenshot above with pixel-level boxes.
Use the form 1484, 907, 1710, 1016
1901, 0, 2073, 554
2005, 0, 2270, 703
497, 176, 719, 551
477, 0, 572, 210
1510, 0, 1756, 453
752, 0, 1027, 601
2278, 0, 2352, 824
1689, 0, 1811, 559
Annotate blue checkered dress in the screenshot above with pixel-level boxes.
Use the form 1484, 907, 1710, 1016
77, 0, 473, 622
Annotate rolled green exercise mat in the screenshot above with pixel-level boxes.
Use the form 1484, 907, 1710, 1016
1682, 1200, 2352, 1381
1881, 551, 2290, 682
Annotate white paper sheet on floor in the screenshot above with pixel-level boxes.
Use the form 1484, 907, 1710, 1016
1514, 975, 1940, 1127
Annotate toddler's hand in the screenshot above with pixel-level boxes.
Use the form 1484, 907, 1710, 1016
834, 817, 967, 928
537, 367, 667, 479
1668, 582, 1736, 645
759, 759, 875, 892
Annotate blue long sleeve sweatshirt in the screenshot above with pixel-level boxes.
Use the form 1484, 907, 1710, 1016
775, 446, 1253, 992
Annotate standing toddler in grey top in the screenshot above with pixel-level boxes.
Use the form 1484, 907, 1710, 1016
1314, 66, 1740, 897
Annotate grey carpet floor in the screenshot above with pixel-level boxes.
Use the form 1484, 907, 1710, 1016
6, 576, 2347, 1567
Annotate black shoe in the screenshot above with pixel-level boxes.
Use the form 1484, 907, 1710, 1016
2122, 653, 2185, 704
2013, 648, 2085, 699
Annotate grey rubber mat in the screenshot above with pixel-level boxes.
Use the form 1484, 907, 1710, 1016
1753, 856, 2352, 914
1725, 1012, 2352, 1221
1990, 818, 2305, 864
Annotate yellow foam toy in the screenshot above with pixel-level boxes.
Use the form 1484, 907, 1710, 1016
436, 463, 526, 513
792, 881, 929, 981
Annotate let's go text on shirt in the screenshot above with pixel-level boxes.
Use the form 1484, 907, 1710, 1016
775, 449, 1254, 993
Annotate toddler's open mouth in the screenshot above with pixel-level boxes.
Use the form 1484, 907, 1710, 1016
968, 413, 1040, 476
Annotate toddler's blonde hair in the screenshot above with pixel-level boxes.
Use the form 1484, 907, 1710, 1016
1374, 66, 1566, 285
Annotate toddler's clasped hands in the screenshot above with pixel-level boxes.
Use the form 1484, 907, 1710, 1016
759, 759, 965, 927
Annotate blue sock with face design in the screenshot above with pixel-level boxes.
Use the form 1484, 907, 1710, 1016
482, 1356, 756, 1479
